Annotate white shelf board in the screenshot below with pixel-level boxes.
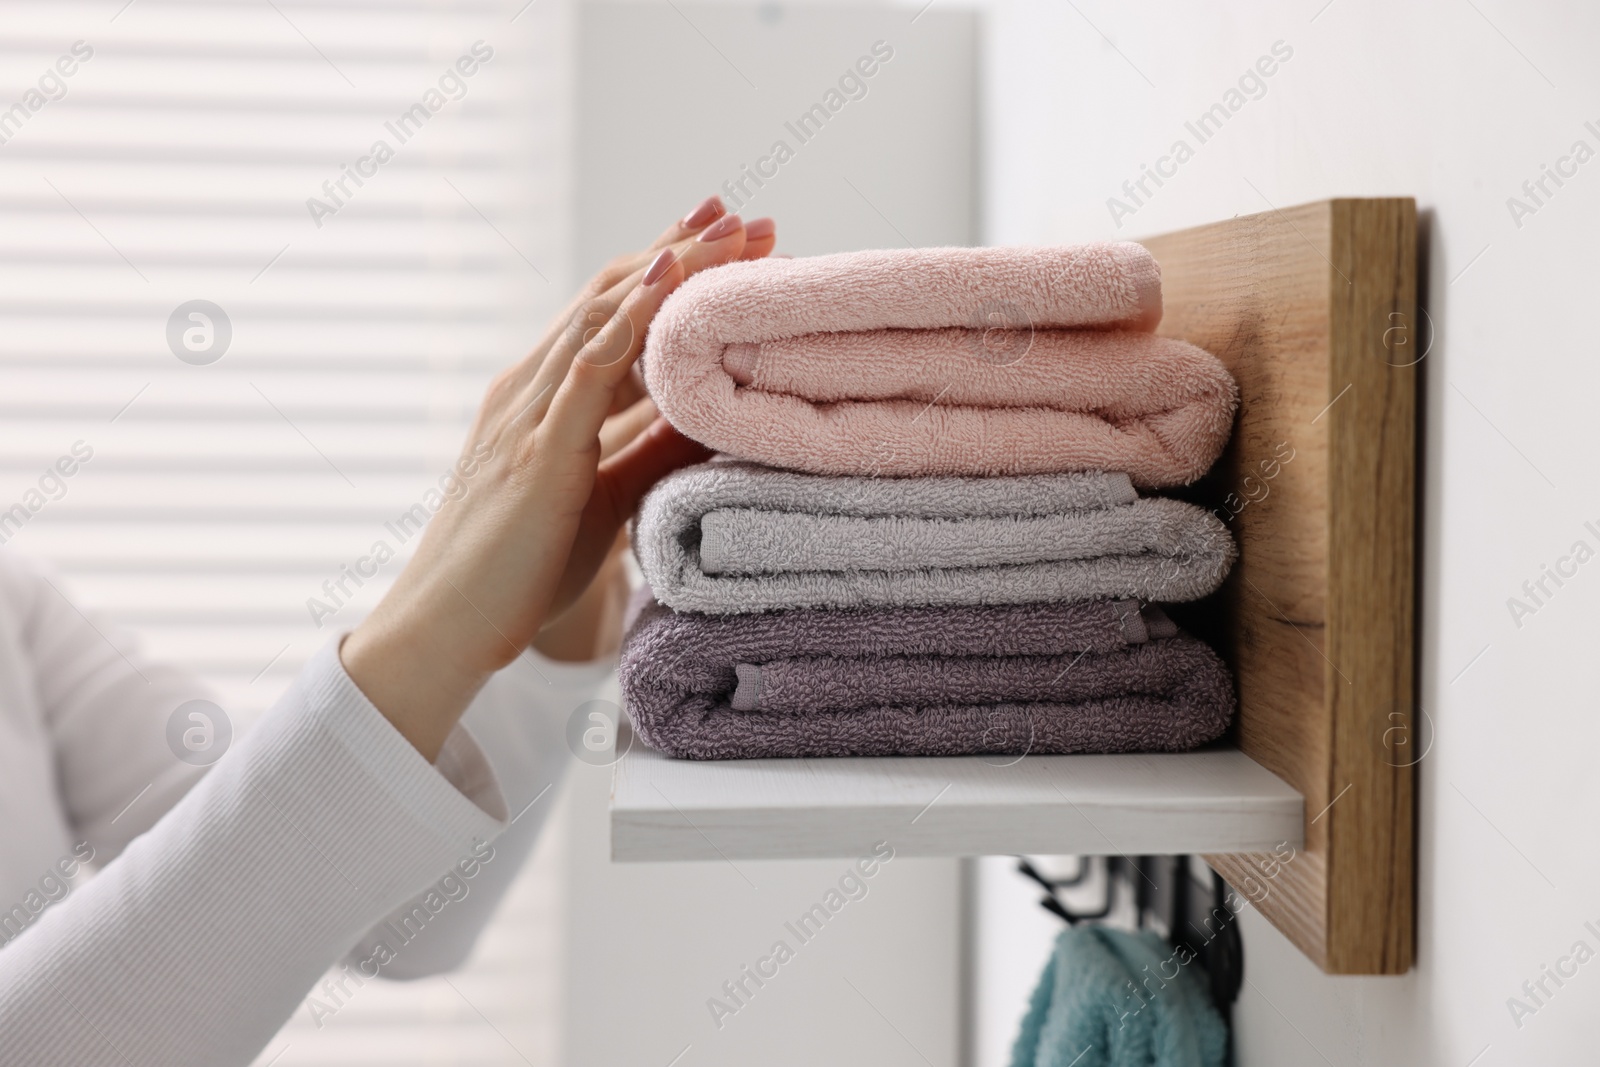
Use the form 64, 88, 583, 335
611, 744, 1303, 862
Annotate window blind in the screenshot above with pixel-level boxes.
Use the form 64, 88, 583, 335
2, 1, 571, 1062
1, 0, 568, 713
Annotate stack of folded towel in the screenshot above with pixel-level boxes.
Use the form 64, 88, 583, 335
620, 243, 1241, 761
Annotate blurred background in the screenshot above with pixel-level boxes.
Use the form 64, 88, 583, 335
5, 0, 1600, 1064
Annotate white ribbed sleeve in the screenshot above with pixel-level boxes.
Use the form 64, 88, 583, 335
0, 635, 584, 1066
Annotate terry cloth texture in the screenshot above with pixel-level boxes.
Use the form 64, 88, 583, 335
633, 461, 1237, 615
641, 244, 1238, 487
1009, 926, 1227, 1067
618, 593, 1234, 761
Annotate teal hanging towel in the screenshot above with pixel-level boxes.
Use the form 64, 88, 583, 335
1008, 926, 1228, 1067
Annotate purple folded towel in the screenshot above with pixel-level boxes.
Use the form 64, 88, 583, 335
619, 592, 1235, 761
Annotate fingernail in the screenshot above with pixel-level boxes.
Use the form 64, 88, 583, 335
681, 195, 724, 229
642, 247, 677, 286
698, 214, 742, 243
744, 217, 775, 240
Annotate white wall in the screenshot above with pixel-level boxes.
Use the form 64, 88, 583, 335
575, 0, 979, 269
566, 6, 978, 1064
978, 1, 1600, 1063
561, 716, 966, 1066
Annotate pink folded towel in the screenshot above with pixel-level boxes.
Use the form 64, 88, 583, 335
642, 244, 1238, 487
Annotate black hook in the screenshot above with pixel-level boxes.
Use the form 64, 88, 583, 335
1016, 856, 1116, 925
1016, 856, 1088, 893
1192, 870, 1243, 1017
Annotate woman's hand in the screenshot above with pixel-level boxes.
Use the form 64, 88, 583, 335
529, 400, 677, 664
341, 198, 776, 761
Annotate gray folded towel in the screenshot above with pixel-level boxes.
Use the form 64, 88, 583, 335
633, 460, 1236, 615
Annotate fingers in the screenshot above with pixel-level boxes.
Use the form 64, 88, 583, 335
598, 395, 659, 460
576, 196, 730, 302
608, 364, 648, 416
739, 217, 777, 261
539, 213, 759, 405
564, 196, 729, 314
583, 418, 712, 544
649, 194, 727, 250
527, 216, 754, 452
495, 276, 646, 441
569, 195, 728, 300
483, 195, 732, 423
596, 418, 713, 526
532, 252, 688, 459
546, 419, 709, 613
670, 213, 757, 279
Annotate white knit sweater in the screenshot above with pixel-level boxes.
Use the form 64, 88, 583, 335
0, 549, 610, 1065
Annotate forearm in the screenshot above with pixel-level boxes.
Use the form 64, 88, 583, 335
342, 650, 611, 980
339, 606, 494, 763
0, 640, 505, 1067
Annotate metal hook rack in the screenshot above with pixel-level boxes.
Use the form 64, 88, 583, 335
1015, 854, 1244, 1027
